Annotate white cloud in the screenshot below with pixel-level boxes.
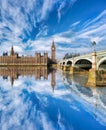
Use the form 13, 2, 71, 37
83, 10, 106, 28
57, 111, 65, 130
40, 114, 55, 130
58, 1, 66, 23
90, 37, 104, 44
57, 0, 77, 23
36, 25, 48, 38
80, 24, 106, 38
40, 0, 56, 20
71, 21, 80, 27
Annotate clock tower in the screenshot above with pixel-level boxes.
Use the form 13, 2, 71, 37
51, 40, 56, 62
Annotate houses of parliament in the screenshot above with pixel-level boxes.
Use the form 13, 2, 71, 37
0, 41, 56, 66
0, 41, 56, 90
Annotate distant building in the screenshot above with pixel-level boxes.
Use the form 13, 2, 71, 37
0, 41, 56, 66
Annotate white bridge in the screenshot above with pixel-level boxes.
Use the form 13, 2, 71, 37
59, 50, 106, 70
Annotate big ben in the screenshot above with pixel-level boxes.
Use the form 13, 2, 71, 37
51, 40, 56, 62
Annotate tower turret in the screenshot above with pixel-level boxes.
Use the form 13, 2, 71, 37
10, 46, 14, 56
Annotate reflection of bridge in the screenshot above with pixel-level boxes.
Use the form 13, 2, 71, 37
63, 70, 106, 87
0, 67, 56, 90
59, 50, 106, 70
62, 71, 106, 124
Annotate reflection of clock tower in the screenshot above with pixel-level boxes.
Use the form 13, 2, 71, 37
51, 40, 56, 62
51, 69, 56, 92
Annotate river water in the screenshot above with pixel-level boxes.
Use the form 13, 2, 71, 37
0, 67, 106, 130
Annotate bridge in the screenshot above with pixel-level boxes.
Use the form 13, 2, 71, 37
59, 50, 106, 70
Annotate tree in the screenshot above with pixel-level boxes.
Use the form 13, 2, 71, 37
63, 53, 80, 59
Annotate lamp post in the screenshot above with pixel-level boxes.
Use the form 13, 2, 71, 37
92, 41, 97, 70
72, 53, 74, 67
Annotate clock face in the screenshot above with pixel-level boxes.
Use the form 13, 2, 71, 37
52, 48, 55, 50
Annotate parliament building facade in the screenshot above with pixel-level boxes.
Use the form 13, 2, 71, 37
0, 41, 56, 66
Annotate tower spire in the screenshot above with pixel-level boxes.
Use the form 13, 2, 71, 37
10, 76, 14, 86
52, 40, 54, 46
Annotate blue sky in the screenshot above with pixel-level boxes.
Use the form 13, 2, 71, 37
0, 0, 106, 59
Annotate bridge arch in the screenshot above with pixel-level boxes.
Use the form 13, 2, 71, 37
66, 60, 72, 66
63, 62, 65, 65
74, 58, 92, 64
97, 57, 106, 70
74, 58, 92, 70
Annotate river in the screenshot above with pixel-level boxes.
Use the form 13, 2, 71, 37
0, 67, 106, 130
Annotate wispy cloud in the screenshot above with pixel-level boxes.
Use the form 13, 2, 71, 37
70, 21, 80, 27
57, 0, 77, 23
83, 10, 106, 28
57, 1, 66, 23
36, 25, 48, 38
40, 0, 56, 20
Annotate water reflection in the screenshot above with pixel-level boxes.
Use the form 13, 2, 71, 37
0, 67, 56, 89
63, 69, 106, 87
0, 68, 106, 130
96, 70, 106, 86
